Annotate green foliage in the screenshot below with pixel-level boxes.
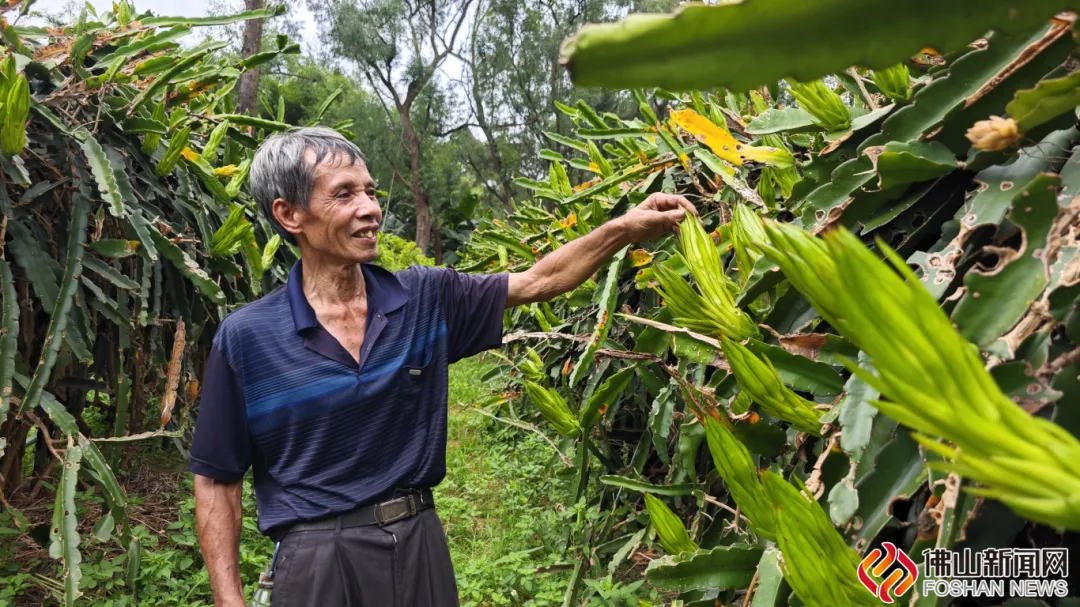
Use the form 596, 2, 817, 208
3, 358, 567, 605
461, 4, 1080, 602
651, 217, 758, 341
560, 0, 1077, 91
702, 417, 776, 539
871, 63, 913, 103
437, 357, 573, 606
721, 336, 823, 435
0, 3, 338, 602
376, 232, 434, 272
787, 80, 851, 131
762, 473, 875, 607
644, 493, 697, 554
523, 380, 583, 438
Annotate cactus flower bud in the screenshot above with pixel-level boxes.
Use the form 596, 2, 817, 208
965, 115, 1021, 151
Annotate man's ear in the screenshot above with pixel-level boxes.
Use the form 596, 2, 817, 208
272, 198, 304, 241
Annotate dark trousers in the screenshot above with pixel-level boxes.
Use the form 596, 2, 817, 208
270, 508, 460, 607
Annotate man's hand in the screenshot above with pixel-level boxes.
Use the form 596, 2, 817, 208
614, 193, 698, 243
506, 192, 698, 307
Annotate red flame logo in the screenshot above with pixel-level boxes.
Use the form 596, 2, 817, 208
858, 542, 918, 604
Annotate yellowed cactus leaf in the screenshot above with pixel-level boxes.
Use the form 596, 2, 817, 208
213, 164, 240, 177
557, 214, 578, 229
670, 107, 744, 165
671, 107, 794, 169
629, 249, 654, 267
740, 145, 796, 169
179, 147, 199, 161
587, 162, 602, 173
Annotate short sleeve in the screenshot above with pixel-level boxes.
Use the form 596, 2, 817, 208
188, 344, 251, 482
438, 268, 508, 363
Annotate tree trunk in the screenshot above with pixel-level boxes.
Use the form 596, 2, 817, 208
413, 187, 432, 254
470, 76, 514, 211
433, 227, 443, 265
477, 120, 514, 211
236, 0, 265, 117
400, 109, 432, 253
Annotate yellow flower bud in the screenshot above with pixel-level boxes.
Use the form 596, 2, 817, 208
965, 116, 1021, 151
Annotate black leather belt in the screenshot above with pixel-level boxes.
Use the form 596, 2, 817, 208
283, 488, 434, 535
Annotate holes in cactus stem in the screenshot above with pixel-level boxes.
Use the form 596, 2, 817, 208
1000, 180, 1014, 191
814, 210, 826, 221
910, 211, 927, 228
890, 494, 918, 522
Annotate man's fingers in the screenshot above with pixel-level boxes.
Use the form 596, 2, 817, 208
646, 193, 679, 209
646, 193, 698, 217
664, 208, 686, 227
676, 196, 699, 217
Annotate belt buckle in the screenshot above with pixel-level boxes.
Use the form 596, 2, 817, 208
375, 495, 416, 526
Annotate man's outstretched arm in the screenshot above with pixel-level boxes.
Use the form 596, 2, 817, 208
194, 474, 246, 607
506, 193, 696, 307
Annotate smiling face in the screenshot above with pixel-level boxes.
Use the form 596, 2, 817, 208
273, 150, 382, 265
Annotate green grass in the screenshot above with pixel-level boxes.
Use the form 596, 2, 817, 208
0, 355, 569, 606
439, 355, 570, 606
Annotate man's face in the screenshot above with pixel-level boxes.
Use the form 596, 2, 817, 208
288, 151, 382, 265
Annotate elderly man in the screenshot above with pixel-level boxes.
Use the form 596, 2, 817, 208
188, 126, 693, 607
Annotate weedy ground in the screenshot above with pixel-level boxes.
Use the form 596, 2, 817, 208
0, 355, 569, 606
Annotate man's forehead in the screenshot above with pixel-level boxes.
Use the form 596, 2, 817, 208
305, 149, 372, 183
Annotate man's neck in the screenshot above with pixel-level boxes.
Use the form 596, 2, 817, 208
301, 255, 367, 308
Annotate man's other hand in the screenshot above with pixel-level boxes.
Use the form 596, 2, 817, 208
615, 193, 698, 243
505, 192, 698, 307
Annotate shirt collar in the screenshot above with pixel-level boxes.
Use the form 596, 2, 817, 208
288, 259, 408, 334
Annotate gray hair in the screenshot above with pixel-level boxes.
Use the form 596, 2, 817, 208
249, 126, 367, 243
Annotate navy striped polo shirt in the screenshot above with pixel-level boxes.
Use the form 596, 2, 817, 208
188, 260, 508, 537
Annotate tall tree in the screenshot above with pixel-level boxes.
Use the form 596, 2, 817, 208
319, 0, 475, 255
459, 0, 680, 184
238, 0, 267, 116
